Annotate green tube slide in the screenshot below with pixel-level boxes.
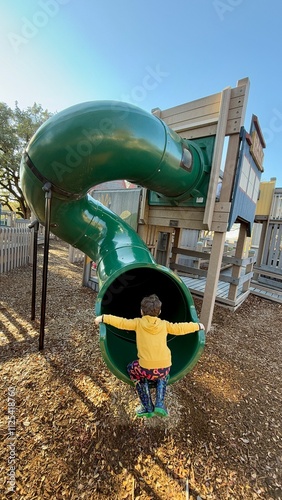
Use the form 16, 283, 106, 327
20, 101, 205, 385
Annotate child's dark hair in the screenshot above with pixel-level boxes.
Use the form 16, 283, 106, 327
141, 294, 162, 317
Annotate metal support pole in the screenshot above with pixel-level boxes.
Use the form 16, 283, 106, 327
39, 182, 52, 350
28, 219, 40, 320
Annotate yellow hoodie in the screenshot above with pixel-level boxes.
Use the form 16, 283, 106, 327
103, 314, 201, 369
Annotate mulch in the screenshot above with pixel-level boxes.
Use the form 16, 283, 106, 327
0, 239, 281, 500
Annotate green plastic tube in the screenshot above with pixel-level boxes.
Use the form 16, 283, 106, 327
20, 101, 205, 385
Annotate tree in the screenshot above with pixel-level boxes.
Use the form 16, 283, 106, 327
0, 102, 53, 219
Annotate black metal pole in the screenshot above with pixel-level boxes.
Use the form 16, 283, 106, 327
39, 182, 52, 350
28, 219, 39, 320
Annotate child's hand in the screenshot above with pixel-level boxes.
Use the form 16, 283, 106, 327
95, 315, 103, 325
198, 322, 205, 330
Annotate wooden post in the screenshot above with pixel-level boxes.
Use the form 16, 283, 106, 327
170, 227, 182, 274
203, 87, 231, 229
82, 255, 91, 286
242, 249, 256, 293
194, 240, 203, 278
253, 219, 268, 281
200, 233, 226, 331
228, 222, 248, 301
200, 80, 250, 330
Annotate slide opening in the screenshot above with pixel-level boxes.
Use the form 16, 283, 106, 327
99, 267, 202, 384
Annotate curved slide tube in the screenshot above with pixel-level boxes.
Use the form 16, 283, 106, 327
20, 101, 205, 385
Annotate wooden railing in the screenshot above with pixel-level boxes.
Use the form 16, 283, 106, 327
170, 246, 256, 298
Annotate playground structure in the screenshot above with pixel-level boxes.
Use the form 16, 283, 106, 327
251, 179, 282, 302
20, 77, 266, 384
84, 78, 266, 316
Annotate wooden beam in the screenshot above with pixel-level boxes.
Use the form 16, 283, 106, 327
200, 232, 226, 331
203, 87, 232, 229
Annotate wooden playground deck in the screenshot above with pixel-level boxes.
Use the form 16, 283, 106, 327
180, 274, 282, 307
88, 270, 282, 311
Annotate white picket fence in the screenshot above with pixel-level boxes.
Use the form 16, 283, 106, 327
68, 245, 85, 263
0, 219, 85, 273
0, 224, 31, 273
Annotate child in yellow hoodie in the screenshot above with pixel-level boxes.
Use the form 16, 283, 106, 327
95, 294, 204, 418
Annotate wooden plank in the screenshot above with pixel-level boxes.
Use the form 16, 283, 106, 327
262, 224, 274, 267
158, 78, 249, 139
210, 221, 229, 232
226, 118, 242, 135
251, 288, 282, 304
172, 247, 210, 259
212, 212, 229, 223
226, 80, 249, 133
164, 105, 220, 125
179, 124, 218, 139
138, 188, 148, 224
148, 203, 230, 231
220, 79, 250, 202
203, 87, 232, 229
214, 202, 231, 213
171, 263, 207, 278
222, 254, 255, 266
226, 86, 249, 135
251, 282, 282, 297
220, 134, 241, 202
148, 216, 207, 230
155, 92, 221, 120
148, 206, 205, 218
268, 224, 277, 266
227, 106, 245, 121
273, 223, 282, 266
253, 266, 282, 278
229, 94, 247, 111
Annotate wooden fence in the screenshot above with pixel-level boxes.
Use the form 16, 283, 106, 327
0, 224, 31, 273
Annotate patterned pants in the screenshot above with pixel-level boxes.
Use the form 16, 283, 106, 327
127, 360, 170, 383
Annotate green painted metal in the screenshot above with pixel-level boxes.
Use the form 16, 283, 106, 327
20, 100, 205, 385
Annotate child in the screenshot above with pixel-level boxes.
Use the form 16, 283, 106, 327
95, 294, 205, 418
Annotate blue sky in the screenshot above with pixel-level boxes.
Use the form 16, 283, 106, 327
1, 0, 282, 186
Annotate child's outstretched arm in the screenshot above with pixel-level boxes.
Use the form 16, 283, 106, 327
95, 314, 138, 331
165, 320, 205, 335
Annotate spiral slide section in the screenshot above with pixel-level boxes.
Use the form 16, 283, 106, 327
20, 101, 205, 385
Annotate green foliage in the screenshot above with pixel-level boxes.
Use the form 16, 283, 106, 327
0, 101, 53, 218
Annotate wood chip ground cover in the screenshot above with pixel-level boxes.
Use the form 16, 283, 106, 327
0, 240, 281, 499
